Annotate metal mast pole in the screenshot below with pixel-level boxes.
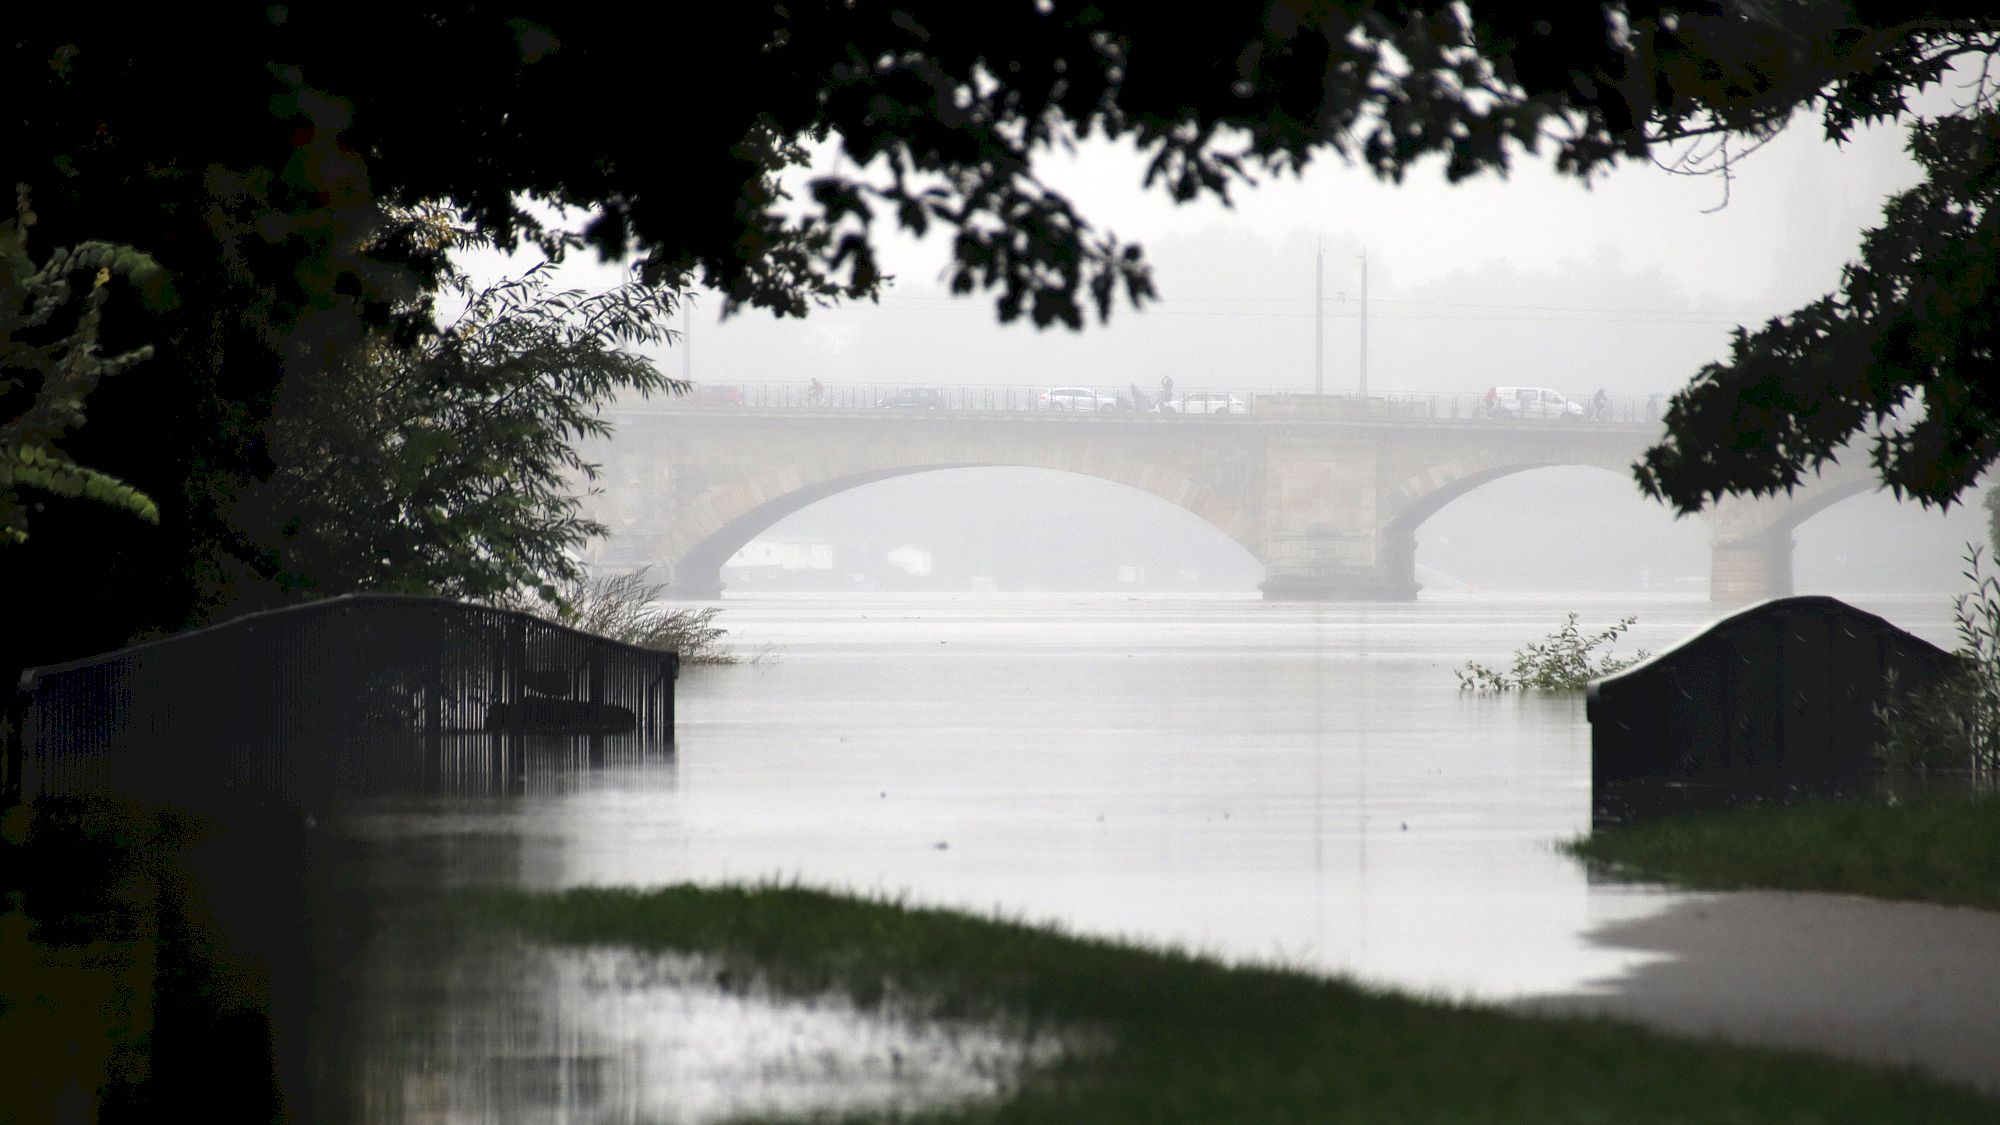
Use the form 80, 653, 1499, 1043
681, 301, 692, 384
1314, 241, 1325, 395
1358, 250, 1369, 399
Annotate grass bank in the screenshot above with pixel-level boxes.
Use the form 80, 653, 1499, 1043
476, 883, 1998, 1122
1567, 796, 2000, 911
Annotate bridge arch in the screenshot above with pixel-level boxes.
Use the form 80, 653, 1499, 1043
1340, 434, 1651, 599
1382, 460, 1642, 543
1704, 464, 1886, 602
658, 454, 1262, 598
588, 410, 1916, 604
1379, 461, 1663, 594
1770, 476, 1882, 535
1793, 480, 1993, 593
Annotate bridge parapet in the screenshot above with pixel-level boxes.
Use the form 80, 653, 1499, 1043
634, 382, 1669, 425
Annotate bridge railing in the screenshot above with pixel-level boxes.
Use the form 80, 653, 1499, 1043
4, 595, 678, 815
637, 382, 1668, 423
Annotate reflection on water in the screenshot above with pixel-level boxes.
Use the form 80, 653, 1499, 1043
149, 592, 1973, 1116
297, 817, 1074, 1122
337, 595, 1791, 999
658, 593, 1943, 993
334, 937, 1066, 1125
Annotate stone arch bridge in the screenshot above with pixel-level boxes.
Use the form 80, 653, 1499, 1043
579, 403, 1881, 602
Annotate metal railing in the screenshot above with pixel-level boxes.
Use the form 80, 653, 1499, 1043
636, 381, 1668, 424
4, 595, 678, 813
1585, 596, 1961, 825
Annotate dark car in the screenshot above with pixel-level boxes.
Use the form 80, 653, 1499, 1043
878, 388, 946, 409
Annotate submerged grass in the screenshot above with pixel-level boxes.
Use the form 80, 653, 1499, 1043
475, 882, 1999, 1123
1567, 796, 2000, 911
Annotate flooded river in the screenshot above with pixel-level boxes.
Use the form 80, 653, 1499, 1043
306, 591, 1957, 1120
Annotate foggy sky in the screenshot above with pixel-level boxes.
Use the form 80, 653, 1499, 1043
675, 116, 1919, 401
461, 105, 1986, 598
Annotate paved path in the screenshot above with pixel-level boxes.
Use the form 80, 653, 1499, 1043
1513, 890, 2000, 1096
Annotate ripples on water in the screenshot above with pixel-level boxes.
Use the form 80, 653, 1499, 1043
311, 591, 1958, 1119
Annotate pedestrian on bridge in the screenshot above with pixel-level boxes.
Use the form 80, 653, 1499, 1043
1161, 374, 1174, 407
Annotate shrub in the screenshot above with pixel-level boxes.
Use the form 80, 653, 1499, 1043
1873, 546, 2000, 779
486, 568, 734, 664
1456, 613, 1647, 693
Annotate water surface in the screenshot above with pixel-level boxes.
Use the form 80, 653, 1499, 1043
337, 592, 1958, 998
313, 591, 1962, 1119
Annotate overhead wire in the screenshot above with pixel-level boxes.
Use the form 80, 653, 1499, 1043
863, 290, 1761, 325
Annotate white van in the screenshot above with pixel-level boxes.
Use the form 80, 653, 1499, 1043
1483, 386, 1583, 419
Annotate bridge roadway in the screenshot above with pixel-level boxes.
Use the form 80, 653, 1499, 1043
580, 395, 1877, 602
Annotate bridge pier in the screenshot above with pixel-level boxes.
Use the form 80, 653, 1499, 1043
1706, 492, 1804, 605
1258, 528, 1419, 601
668, 567, 726, 601
1710, 533, 1794, 604
1259, 570, 1420, 600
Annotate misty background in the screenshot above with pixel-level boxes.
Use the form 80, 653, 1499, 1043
467, 103, 1987, 599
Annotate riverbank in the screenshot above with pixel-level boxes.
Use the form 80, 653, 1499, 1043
12, 796, 2000, 1120
1566, 795, 2000, 910
474, 882, 1999, 1122
1526, 795, 2000, 1093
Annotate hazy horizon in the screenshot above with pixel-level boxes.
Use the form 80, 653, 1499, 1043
461, 97, 1985, 604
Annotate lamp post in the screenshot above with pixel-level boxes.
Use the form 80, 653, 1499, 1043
1358, 249, 1368, 399
1316, 245, 1370, 400
1314, 241, 1324, 396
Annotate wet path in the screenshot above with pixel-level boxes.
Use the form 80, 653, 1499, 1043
1517, 890, 2000, 1095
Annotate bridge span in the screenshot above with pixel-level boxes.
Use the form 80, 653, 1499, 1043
579, 397, 1877, 603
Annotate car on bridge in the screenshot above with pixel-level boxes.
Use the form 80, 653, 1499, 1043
1039, 386, 1120, 411
878, 387, 946, 409
1160, 392, 1248, 415
1483, 386, 1583, 419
